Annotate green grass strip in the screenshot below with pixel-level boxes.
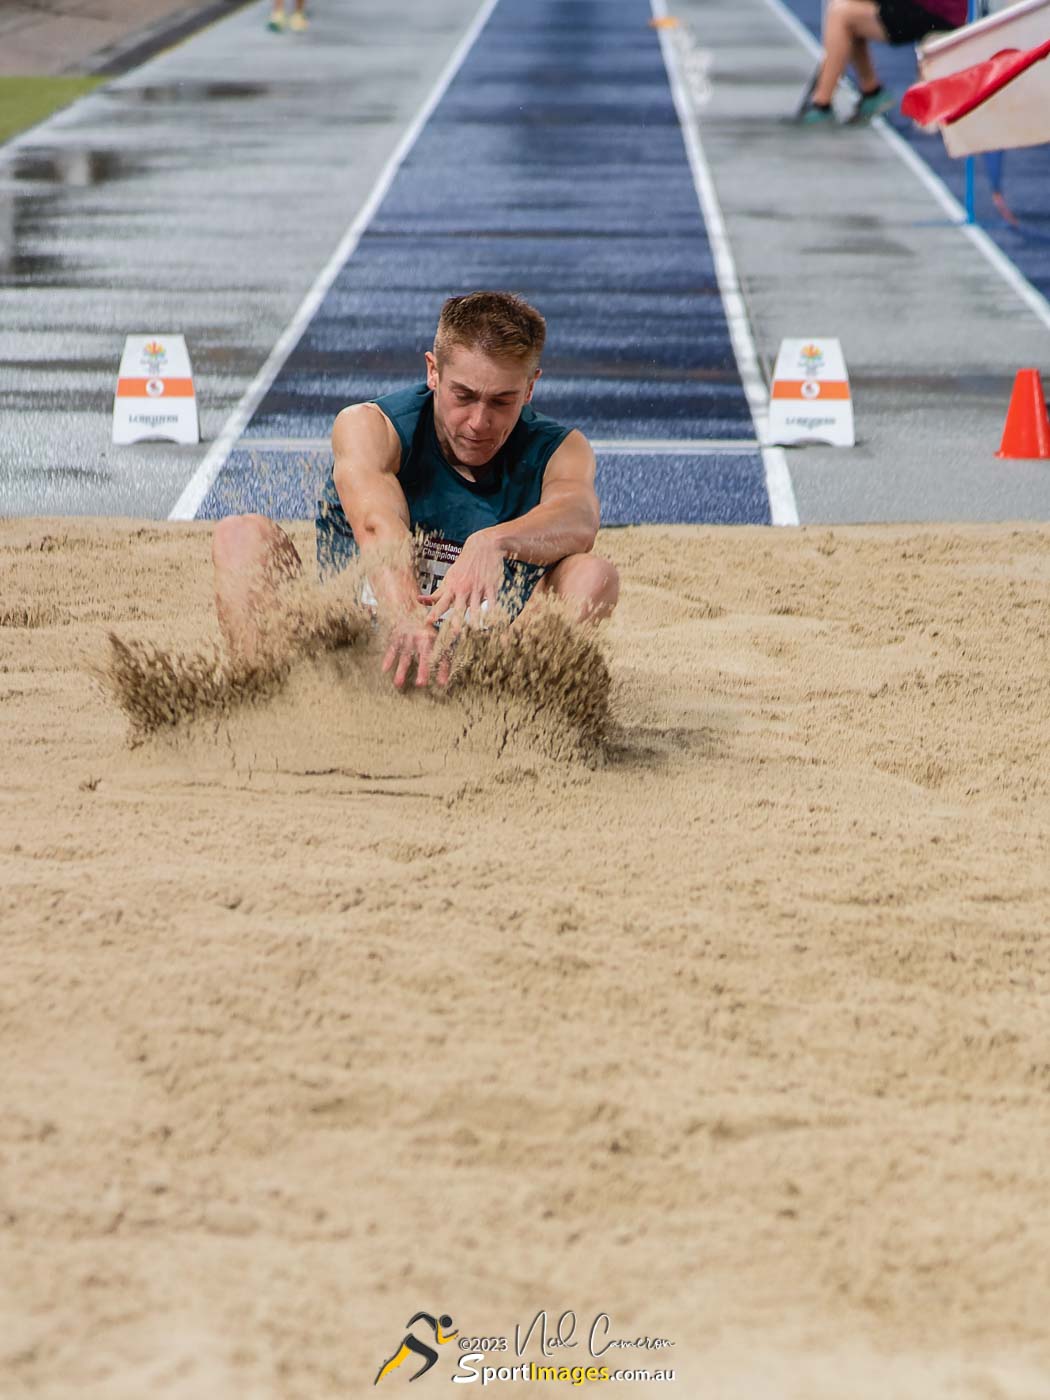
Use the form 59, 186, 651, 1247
0, 76, 104, 146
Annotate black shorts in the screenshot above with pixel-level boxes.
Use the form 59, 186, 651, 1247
877, 0, 957, 45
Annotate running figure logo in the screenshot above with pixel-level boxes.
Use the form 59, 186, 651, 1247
374, 1312, 458, 1385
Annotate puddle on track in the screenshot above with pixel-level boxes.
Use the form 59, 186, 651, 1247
0, 147, 140, 278
7, 148, 135, 187
110, 81, 269, 104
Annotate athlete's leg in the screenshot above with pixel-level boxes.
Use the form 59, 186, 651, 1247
812, 0, 888, 105
374, 1342, 412, 1386
525, 553, 619, 625
212, 513, 302, 660
373, 1337, 439, 1386
404, 1336, 441, 1381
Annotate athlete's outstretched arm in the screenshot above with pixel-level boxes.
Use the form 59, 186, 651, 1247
423, 431, 599, 624
332, 403, 415, 611
332, 403, 447, 688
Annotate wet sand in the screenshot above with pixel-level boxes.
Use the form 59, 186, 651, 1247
3, 517, 1050, 1397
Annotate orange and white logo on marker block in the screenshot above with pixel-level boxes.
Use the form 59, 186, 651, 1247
113, 334, 199, 445
768, 338, 854, 447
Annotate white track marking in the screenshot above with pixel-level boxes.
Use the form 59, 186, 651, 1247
233, 436, 764, 454
761, 0, 1050, 337
167, 0, 501, 521
651, 0, 800, 525
226, 439, 334, 451
577, 438, 763, 453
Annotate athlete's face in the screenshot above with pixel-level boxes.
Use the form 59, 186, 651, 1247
426, 345, 540, 469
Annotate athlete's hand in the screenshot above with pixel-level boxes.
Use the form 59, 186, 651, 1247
381, 614, 452, 689
422, 531, 505, 631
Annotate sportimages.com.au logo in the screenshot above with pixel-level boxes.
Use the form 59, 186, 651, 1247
374, 1309, 676, 1386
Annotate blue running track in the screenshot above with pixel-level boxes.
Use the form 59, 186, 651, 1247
197, 0, 773, 527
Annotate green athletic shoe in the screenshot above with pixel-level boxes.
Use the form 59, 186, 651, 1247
267, 12, 286, 30
797, 104, 836, 127
850, 88, 895, 123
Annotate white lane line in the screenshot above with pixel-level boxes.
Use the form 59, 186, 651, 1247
235, 436, 765, 453
651, 0, 800, 526
594, 438, 762, 453
167, 0, 501, 521
760, 0, 1050, 337
231, 440, 332, 451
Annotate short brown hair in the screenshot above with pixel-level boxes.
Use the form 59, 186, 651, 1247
434, 291, 546, 372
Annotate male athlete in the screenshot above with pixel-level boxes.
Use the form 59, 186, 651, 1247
212, 291, 619, 687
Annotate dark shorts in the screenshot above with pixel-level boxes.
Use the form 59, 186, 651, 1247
877, 0, 957, 45
314, 498, 547, 622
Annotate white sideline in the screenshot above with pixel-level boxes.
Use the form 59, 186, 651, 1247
651, 0, 801, 526
760, 0, 1050, 338
167, 0, 501, 521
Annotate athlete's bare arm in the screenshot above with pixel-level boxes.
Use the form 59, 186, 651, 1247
423, 430, 599, 625
331, 403, 449, 689
331, 403, 415, 613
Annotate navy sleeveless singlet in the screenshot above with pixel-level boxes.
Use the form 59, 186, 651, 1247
315, 384, 572, 608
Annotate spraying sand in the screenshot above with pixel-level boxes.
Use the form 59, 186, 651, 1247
3, 516, 1050, 1398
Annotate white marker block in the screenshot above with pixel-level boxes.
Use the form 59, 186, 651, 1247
113, 334, 199, 445
768, 338, 854, 448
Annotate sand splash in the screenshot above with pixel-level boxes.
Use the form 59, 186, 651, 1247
97, 583, 612, 763
100, 579, 372, 739
449, 606, 612, 760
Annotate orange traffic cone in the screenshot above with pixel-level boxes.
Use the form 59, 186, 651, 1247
996, 368, 1050, 459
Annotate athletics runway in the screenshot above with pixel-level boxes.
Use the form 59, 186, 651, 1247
185, 0, 782, 528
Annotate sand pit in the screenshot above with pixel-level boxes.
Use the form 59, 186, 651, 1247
3, 516, 1050, 1397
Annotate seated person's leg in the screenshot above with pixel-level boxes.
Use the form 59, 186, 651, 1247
812, 0, 888, 108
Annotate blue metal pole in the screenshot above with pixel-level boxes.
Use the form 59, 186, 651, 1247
965, 156, 976, 223
963, 0, 980, 223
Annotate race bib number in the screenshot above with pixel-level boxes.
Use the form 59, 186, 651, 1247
415, 534, 463, 597
414, 532, 494, 626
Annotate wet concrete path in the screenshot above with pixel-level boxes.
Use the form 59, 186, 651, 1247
0, 0, 483, 516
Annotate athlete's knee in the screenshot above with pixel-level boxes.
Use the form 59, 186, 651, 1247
550, 552, 620, 620
212, 513, 272, 571
593, 554, 620, 602
212, 513, 299, 581
569, 552, 620, 604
